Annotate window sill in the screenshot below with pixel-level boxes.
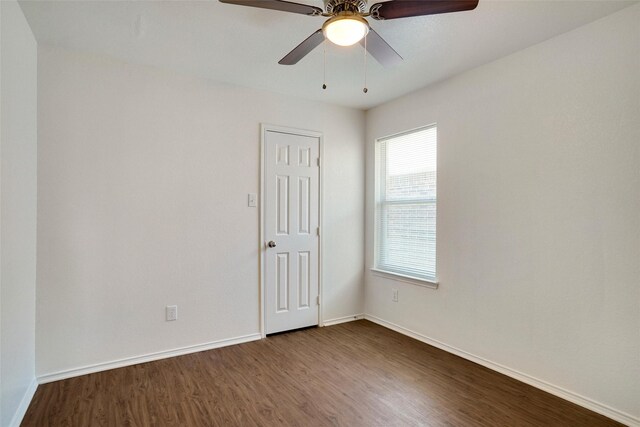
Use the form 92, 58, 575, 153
370, 268, 439, 289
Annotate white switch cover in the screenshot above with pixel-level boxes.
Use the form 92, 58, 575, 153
392, 289, 399, 302
248, 193, 257, 207
166, 305, 178, 321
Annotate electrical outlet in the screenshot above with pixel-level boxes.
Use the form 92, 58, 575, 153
166, 305, 178, 321
392, 289, 398, 302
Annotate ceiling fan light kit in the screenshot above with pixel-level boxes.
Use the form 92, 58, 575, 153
322, 13, 369, 47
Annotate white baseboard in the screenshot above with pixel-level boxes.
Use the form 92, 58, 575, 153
9, 377, 38, 427
364, 314, 639, 427
323, 314, 364, 327
38, 333, 262, 384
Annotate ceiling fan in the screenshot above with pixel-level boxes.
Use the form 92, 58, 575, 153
219, 0, 479, 67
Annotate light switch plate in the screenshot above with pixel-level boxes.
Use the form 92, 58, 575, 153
166, 305, 178, 321
248, 193, 257, 207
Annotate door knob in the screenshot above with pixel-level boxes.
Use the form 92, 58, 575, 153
267, 241, 277, 248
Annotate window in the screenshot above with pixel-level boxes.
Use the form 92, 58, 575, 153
374, 125, 437, 286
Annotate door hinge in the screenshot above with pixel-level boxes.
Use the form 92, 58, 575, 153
316, 227, 320, 236
317, 157, 320, 167
316, 295, 320, 306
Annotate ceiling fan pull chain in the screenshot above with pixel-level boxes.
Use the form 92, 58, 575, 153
322, 40, 327, 90
363, 34, 368, 94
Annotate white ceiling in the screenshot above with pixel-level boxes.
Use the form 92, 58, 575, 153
19, 0, 636, 109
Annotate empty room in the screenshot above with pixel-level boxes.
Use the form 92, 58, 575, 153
1, 0, 638, 425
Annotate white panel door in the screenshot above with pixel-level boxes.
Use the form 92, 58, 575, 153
264, 129, 319, 334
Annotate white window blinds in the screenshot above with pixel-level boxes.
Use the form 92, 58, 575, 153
375, 125, 437, 281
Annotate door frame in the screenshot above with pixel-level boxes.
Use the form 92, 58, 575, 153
259, 124, 324, 338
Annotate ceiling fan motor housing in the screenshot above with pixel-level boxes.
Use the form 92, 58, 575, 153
325, 0, 368, 14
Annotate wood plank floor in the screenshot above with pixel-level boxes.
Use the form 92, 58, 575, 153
23, 320, 620, 426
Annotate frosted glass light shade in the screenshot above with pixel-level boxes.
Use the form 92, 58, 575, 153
323, 16, 369, 47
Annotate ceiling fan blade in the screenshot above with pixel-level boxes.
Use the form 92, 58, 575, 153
360, 28, 403, 67
219, 0, 323, 16
279, 29, 325, 65
370, 0, 478, 20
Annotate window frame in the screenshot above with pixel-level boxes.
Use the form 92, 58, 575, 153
372, 124, 439, 289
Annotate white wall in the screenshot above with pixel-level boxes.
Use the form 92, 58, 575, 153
36, 46, 365, 378
365, 4, 639, 424
0, 1, 39, 425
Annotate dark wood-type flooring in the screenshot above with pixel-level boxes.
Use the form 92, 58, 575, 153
23, 320, 621, 426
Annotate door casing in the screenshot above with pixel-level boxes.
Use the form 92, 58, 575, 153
260, 124, 323, 338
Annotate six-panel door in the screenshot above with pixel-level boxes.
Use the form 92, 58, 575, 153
264, 129, 319, 334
